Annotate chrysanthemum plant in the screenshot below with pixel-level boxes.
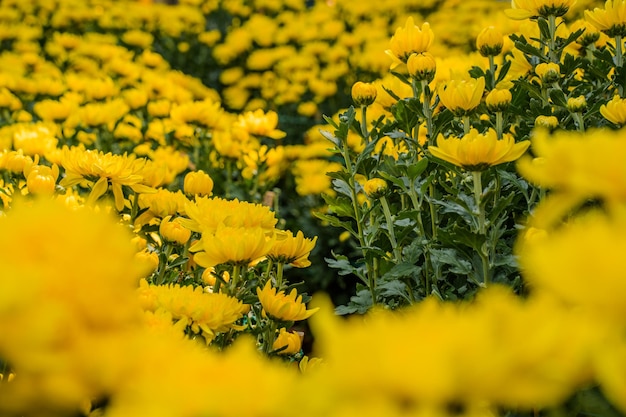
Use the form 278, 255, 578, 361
321, 1, 622, 314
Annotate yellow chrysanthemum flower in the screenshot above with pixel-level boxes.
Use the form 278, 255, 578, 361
600, 95, 626, 125
517, 128, 626, 227
183, 196, 278, 234
272, 328, 302, 355
191, 225, 275, 268
505, 0, 576, 20
585, 0, 626, 37
257, 281, 319, 322
137, 279, 249, 343
59, 147, 156, 211
386, 17, 434, 68
438, 77, 485, 117
268, 230, 318, 268
429, 129, 530, 171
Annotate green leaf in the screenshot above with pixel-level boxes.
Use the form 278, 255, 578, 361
408, 158, 429, 180
382, 262, 422, 280
430, 248, 473, 275
392, 99, 420, 134
377, 280, 411, 303
549, 88, 567, 108
314, 212, 356, 235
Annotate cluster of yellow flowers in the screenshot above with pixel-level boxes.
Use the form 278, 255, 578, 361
4, 0, 626, 415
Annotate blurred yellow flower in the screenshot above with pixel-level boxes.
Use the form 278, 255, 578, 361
429, 128, 530, 171
438, 77, 485, 116
363, 178, 389, 199
257, 281, 319, 321
235, 109, 286, 140
505, 0, 576, 19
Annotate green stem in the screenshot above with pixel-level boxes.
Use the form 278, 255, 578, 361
275, 261, 285, 289
615, 35, 624, 97
342, 137, 376, 302
360, 105, 369, 142
462, 115, 471, 135
488, 55, 496, 88
380, 195, 401, 262
428, 183, 438, 240
573, 112, 585, 132
472, 171, 490, 287
421, 80, 434, 145
495, 112, 504, 139
263, 320, 278, 355
130, 190, 140, 222
156, 244, 173, 285
230, 264, 241, 296
548, 15, 558, 63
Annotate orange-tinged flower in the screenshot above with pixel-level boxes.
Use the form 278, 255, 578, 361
429, 129, 530, 171
386, 17, 435, 68
268, 230, 318, 268
257, 281, 319, 322
191, 225, 275, 268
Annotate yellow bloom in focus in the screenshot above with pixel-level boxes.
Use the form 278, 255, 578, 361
137, 279, 249, 343
505, 0, 576, 19
351, 81, 377, 107
257, 281, 319, 321
272, 328, 302, 355
184, 170, 214, 196
535, 62, 560, 84
24, 163, 59, 196
363, 178, 389, 199
268, 230, 318, 268
534, 115, 559, 129
567, 95, 587, 113
191, 225, 275, 268
438, 77, 485, 117
406, 52, 437, 82
183, 196, 278, 234
59, 147, 156, 211
476, 26, 504, 57
485, 88, 512, 112
600, 95, 626, 125
386, 17, 435, 68
159, 215, 192, 245
585, 0, 626, 37
429, 129, 530, 171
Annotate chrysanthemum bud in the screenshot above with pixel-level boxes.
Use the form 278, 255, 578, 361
567, 95, 587, 113
184, 170, 214, 196
535, 115, 559, 129
351, 81, 377, 107
535, 62, 561, 84
407, 52, 437, 82
159, 215, 192, 245
476, 26, 504, 57
363, 178, 388, 199
273, 328, 303, 355
485, 88, 512, 112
